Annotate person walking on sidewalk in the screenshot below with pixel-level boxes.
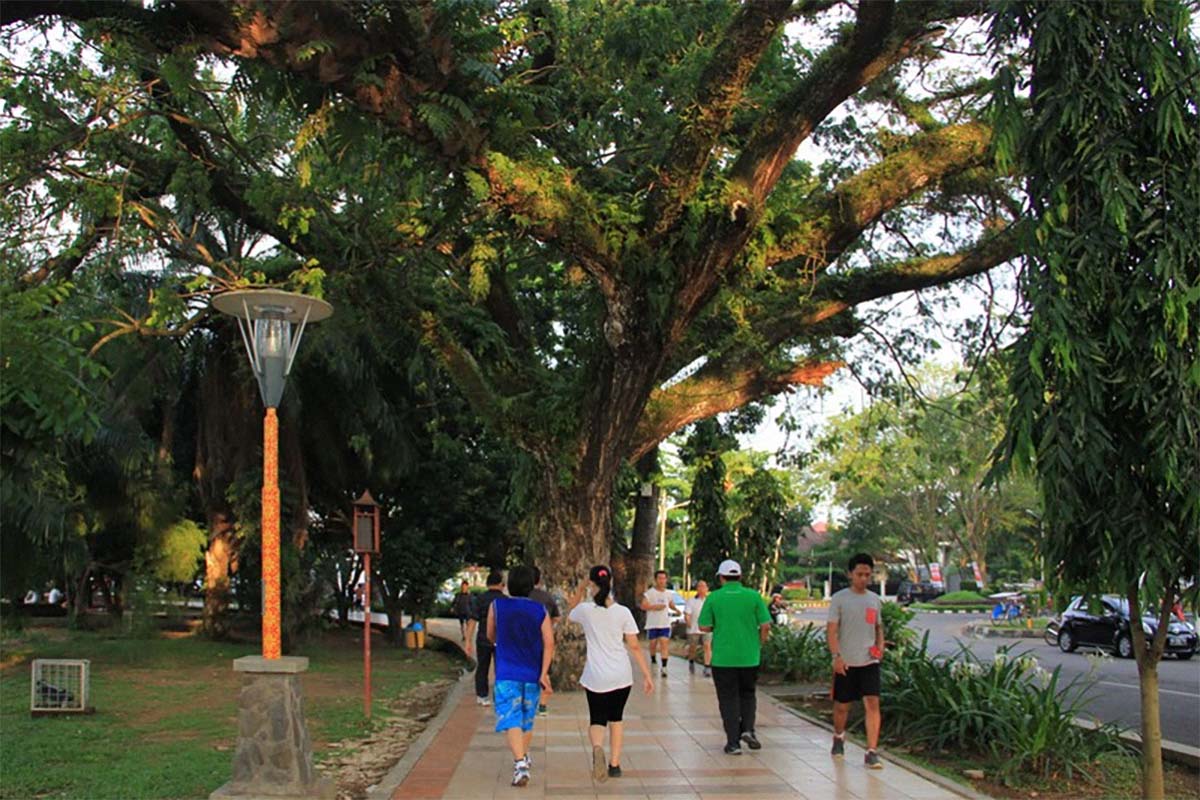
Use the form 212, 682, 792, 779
827, 552, 886, 770
465, 571, 506, 706
452, 580, 474, 641
684, 580, 712, 677
640, 570, 678, 678
698, 560, 771, 755
566, 565, 654, 782
527, 565, 562, 718
487, 565, 555, 787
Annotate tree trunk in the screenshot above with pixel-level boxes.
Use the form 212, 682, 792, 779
203, 510, 237, 638
613, 449, 659, 630
1128, 586, 1173, 800
535, 469, 622, 691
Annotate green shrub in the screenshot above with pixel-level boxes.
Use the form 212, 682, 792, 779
810, 588, 825, 599
782, 588, 808, 601
880, 639, 1130, 784
761, 624, 831, 683
932, 590, 990, 604
880, 602, 915, 649
960, 580, 978, 593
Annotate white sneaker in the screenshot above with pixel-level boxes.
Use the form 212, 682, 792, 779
512, 758, 530, 786
476, 695, 491, 706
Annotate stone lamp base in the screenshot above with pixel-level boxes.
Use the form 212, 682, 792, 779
210, 656, 335, 800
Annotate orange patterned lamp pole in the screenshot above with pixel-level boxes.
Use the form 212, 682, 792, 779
212, 289, 332, 659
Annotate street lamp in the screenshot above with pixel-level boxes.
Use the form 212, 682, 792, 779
352, 491, 381, 719
211, 288, 332, 658
209, 288, 333, 800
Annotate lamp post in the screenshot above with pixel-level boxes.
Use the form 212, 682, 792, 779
212, 288, 332, 658
352, 491, 381, 719
210, 288, 333, 800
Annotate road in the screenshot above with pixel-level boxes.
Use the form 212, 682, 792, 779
790, 608, 1200, 747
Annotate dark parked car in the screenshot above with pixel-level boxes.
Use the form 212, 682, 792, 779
896, 581, 943, 605
1057, 595, 1197, 660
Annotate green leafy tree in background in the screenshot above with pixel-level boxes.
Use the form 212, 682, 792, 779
992, 2, 1200, 797
817, 364, 1039, 588
681, 419, 737, 587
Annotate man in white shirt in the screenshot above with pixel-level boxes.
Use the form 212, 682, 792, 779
640, 570, 678, 678
684, 580, 712, 676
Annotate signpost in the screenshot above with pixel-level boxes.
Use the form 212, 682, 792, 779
352, 491, 381, 719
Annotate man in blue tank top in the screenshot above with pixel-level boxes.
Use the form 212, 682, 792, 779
487, 564, 555, 787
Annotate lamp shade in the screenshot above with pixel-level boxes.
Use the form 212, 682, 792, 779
211, 289, 333, 408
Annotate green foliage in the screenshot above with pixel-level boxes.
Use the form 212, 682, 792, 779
142, 519, 206, 584
681, 419, 736, 584
994, 0, 1200, 614
879, 601, 915, 649
816, 363, 1041, 587
932, 590, 990, 605
882, 640, 1130, 784
761, 623, 831, 683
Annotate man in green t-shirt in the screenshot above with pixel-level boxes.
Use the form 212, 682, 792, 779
698, 559, 771, 755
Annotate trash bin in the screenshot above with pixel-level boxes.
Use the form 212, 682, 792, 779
404, 622, 426, 649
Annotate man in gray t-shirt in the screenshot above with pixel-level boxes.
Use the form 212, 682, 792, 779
827, 553, 885, 770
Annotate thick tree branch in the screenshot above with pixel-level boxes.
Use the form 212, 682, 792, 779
767, 121, 993, 270
23, 216, 116, 285
630, 359, 842, 460
666, 2, 985, 345
642, 0, 793, 241
760, 224, 1023, 349
482, 154, 620, 301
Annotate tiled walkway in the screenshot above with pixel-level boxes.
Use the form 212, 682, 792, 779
389, 626, 967, 800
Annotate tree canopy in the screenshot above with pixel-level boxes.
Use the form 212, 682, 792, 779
2, 1, 1026, 591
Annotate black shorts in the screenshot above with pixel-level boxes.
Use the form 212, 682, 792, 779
585, 686, 632, 726
832, 663, 881, 703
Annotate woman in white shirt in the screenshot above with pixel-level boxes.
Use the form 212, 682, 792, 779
567, 564, 654, 782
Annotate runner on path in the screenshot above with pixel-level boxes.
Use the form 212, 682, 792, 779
827, 552, 885, 770
640, 570, 678, 678
566, 565, 654, 782
684, 580, 712, 677
487, 565, 555, 787
465, 571, 506, 706
698, 559, 770, 755
528, 565, 562, 717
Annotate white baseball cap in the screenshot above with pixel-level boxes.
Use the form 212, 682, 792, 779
717, 559, 742, 577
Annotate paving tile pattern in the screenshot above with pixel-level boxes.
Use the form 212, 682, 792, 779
390, 650, 964, 800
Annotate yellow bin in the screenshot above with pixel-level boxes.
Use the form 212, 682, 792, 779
404, 627, 426, 649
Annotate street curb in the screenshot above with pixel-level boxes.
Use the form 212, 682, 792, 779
768, 695, 993, 800
1072, 717, 1200, 770
366, 634, 472, 800
913, 609, 991, 615
962, 621, 1043, 639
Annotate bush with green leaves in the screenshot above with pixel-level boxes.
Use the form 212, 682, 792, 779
761, 624, 831, 683
880, 601, 916, 649
880, 638, 1130, 784
932, 590, 990, 605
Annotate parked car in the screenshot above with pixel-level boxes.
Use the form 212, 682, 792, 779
896, 581, 943, 605
1057, 595, 1197, 659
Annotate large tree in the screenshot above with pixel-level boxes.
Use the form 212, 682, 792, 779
993, 2, 1200, 797
1, 1, 1025, 641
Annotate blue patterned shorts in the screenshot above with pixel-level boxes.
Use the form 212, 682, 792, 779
494, 679, 541, 732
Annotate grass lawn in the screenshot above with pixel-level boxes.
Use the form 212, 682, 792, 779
0, 624, 461, 800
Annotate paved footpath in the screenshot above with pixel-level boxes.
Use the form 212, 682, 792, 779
387, 623, 969, 800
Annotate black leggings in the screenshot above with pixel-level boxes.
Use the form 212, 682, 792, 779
585, 686, 632, 726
